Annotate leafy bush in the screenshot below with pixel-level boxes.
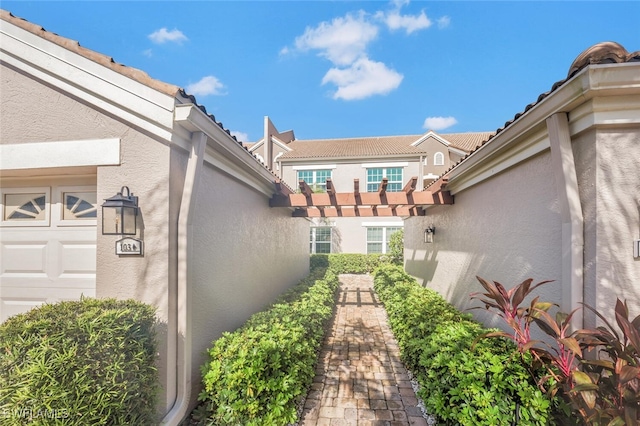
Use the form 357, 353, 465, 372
472, 276, 640, 425
0, 298, 158, 425
310, 253, 390, 274
197, 268, 340, 425
387, 229, 404, 265
373, 264, 553, 425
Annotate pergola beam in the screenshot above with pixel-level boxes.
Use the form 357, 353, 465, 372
270, 175, 450, 217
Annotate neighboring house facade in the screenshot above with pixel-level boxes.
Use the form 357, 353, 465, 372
0, 11, 309, 425
403, 42, 640, 334
248, 119, 492, 254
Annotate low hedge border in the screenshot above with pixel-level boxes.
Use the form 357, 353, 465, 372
0, 298, 158, 425
310, 253, 391, 274
373, 264, 554, 425
196, 266, 340, 425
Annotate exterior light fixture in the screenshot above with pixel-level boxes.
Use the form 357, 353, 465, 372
101, 186, 138, 235
424, 225, 435, 244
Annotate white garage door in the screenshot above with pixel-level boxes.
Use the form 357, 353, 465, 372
0, 184, 97, 322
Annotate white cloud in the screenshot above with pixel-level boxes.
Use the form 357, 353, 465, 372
185, 76, 226, 97
383, 10, 432, 34
294, 12, 378, 66
230, 130, 249, 142
148, 28, 188, 44
142, 49, 153, 58
322, 58, 403, 100
423, 116, 458, 131
437, 16, 451, 29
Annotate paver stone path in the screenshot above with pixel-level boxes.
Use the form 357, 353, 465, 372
298, 274, 427, 426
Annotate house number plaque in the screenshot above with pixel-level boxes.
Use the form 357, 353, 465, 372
116, 237, 144, 256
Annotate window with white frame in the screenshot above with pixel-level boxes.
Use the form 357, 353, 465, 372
366, 226, 402, 254
297, 169, 332, 192
434, 152, 445, 166
310, 227, 332, 253
366, 167, 403, 192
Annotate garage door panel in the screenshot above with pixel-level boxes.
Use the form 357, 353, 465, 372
1, 241, 48, 276
1, 287, 96, 322
59, 241, 97, 275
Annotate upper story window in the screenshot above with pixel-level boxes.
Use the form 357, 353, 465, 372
434, 152, 445, 166
366, 167, 403, 192
298, 170, 332, 192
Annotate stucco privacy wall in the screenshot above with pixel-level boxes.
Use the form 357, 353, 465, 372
404, 150, 563, 328
574, 127, 640, 328
405, 52, 640, 332
190, 161, 309, 394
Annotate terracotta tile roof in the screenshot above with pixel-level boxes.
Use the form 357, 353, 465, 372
279, 132, 493, 160
426, 41, 640, 190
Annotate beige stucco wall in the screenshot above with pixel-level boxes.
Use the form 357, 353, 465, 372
190, 161, 309, 393
310, 217, 404, 253
404, 151, 563, 327
574, 127, 640, 328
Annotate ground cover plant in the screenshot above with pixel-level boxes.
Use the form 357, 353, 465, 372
196, 266, 340, 425
472, 276, 640, 425
373, 264, 553, 425
0, 298, 158, 425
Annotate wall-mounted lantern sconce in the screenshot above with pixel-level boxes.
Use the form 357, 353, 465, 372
424, 225, 435, 244
101, 186, 138, 235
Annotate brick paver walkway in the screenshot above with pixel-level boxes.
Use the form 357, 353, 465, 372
298, 274, 427, 426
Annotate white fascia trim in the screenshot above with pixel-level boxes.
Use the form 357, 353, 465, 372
446, 63, 640, 194
292, 164, 337, 171
174, 104, 276, 197
0, 139, 120, 170
362, 221, 404, 227
361, 162, 409, 168
448, 146, 468, 157
424, 173, 439, 179
1, 21, 175, 141
271, 136, 293, 152
411, 131, 451, 147
248, 139, 264, 152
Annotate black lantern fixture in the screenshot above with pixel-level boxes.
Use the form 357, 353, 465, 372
101, 186, 138, 235
424, 225, 435, 243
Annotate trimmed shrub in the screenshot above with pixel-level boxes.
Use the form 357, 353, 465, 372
197, 268, 340, 425
310, 253, 390, 274
373, 264, 553, 425
0, 298, 158, 425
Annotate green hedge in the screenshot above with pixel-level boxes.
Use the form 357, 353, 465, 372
310, 253, 390, 274
197, 268, 340, 425
0, 298, 158, 425
373, 264, 553, 425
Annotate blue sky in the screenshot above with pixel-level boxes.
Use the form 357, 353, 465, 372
3, 1, 638, 142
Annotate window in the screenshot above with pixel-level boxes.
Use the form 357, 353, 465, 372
366, 227, 401, 254
1, 187, 51, 227
366, 167, 403, 192
298, 170, 332, 192
62, 192, 97, 220
310, 227, 332, 253
434, 152, 445, 166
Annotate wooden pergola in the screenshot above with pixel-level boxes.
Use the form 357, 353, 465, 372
269, 176, 453, 217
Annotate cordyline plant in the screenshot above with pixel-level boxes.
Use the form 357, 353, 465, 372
471, 277, 640, 425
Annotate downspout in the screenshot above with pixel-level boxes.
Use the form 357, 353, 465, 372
161, 131, 207, 425
547, 112, 584, 329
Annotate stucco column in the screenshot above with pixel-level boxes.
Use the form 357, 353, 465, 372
547, 112, 584, 329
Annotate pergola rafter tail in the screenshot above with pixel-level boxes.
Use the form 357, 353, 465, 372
270, 176, 453, 217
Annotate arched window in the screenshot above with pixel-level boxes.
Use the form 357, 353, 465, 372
434, 152, 444, 166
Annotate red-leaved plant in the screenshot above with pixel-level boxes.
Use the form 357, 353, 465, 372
471, 277, 640, 425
